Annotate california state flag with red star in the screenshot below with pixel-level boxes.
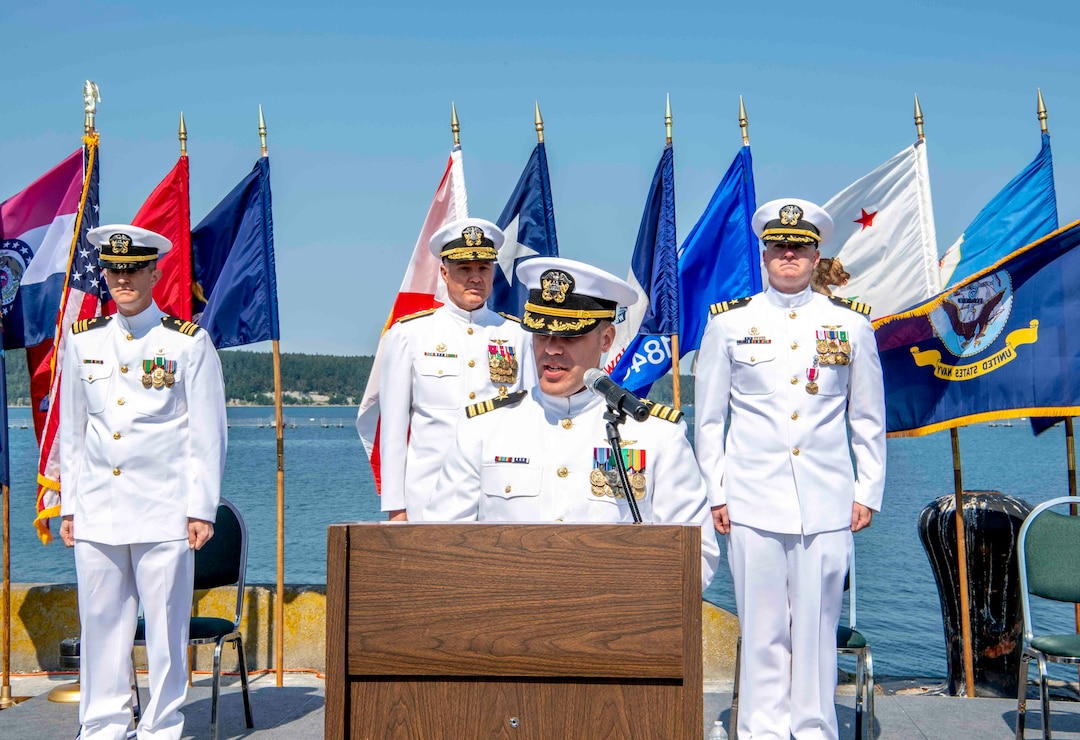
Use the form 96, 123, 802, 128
821, 140, 940, 318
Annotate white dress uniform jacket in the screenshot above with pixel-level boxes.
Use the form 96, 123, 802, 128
425, 387, 720, 591
376, 302, 533, 519
695, 286, 886, 534
60, 303, 227, 543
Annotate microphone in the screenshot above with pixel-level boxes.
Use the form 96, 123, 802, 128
583, 368, 650, 422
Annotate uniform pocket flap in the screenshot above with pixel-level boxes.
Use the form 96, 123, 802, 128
481, 463, 542, 499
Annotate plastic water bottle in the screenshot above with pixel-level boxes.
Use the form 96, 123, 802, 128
707, 719, 729, 740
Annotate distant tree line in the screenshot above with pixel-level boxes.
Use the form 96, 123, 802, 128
2, 347, 693, 408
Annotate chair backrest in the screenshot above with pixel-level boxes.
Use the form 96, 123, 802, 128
1018, 497, 1080, 640
193, 498, 248, 626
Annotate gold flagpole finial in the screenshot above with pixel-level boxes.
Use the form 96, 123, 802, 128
739, 95, 749, 146
179, 112, 188, 157
665, 93, 673, 145
451, 101, 461, 147
1037, 88, 1048, 135
534, 101, 545, 144
914, 94, 925, 141
258, 104, 268, 157
83, 80, 101, 135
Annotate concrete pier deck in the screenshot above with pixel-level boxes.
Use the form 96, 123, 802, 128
4, 673, 1080, 738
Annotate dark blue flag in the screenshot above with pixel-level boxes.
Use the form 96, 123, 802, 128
192, 157, 279, 349
490, 143, 559, 317
874, 220, 1080, 437
677, 145, 760, 362
606, 143, 678, 392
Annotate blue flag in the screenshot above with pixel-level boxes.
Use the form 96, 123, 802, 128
490, 143, 559, 317
606, 144, 678, 392
192, 157, 279, 349
874, 220, 1080, 437
940, 133, 1058, 288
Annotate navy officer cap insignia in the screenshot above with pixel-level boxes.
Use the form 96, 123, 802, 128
541, 269, 573, 304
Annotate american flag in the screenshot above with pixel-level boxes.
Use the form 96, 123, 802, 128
35, 136, 107, 542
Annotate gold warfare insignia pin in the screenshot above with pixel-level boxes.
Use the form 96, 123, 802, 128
435, 342, 446, 353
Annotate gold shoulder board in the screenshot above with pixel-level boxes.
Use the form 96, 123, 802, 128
498, 312, 522, 323
829, 296, 872, 315
397, 308, 438, 324
161, 316, 202, 336
466, 390, 528, 419
709, 296, 753, 315
644, 400, 684, 424
72, 315, 113, 334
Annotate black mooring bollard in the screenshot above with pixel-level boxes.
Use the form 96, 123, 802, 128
918, 490, 1032, 697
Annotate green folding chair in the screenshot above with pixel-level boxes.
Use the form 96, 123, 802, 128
1015, 496, 1080, 740
730, 546, 874, 739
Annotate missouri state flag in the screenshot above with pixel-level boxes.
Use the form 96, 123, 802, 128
874, 219, 1080, 437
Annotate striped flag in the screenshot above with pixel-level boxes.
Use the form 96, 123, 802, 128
356, 147, 468, 492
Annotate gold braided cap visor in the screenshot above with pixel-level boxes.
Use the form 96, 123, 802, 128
440, 246, 498, 261
761, 228, 821, 244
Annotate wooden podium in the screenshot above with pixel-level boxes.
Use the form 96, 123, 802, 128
325, 522, 702, 739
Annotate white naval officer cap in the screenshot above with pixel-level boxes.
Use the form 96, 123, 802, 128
428, 218, 505, 261
88, 223, 172, 271
516, 257, 638, 337
752, 198, 834, 247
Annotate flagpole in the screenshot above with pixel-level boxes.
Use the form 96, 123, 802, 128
739, 95, 749, 147
0, 345, 18, 708
535, 101, 544, 144
451, 102, 461, 147
921, 91, 976, 697
179, 112, 187, 156
662, 94, 683, 409
260, 106, 286, 689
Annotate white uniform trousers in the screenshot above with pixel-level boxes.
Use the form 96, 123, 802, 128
75, 539, 194, 740
729, 524, 852, 740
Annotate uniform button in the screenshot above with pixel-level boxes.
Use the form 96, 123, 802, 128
791, 412, 799, 421
791, 342, 799, 350
113, 432, 121, 440
561, 418, 573, 429
117, 398, 126, 406
125, 333, 134, 341
113, 467, 121, 476
750, 356, 755, 362
557, 466, 569, 478
468, 360, 475, 368
790, 377, 798, 385
792, 447, 800, 456
87, 375, 93, 380
469, 392, 476, 400
504, 485, 512, 493
438, 370, 443, 375
120, 365, 128, 373
789, 311, 797, 319
467, 328, 474, 335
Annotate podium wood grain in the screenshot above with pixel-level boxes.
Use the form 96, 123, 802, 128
326, 522, 702, 739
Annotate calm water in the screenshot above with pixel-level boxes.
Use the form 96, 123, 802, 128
6, 405, 1078, 680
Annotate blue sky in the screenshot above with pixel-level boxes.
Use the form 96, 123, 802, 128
2, 0, 1077, 354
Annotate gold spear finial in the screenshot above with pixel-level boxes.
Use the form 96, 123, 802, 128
83, 80, 101, 135
179, 112, 188, 156
451, 101, 461, 147
258, 104, 268, 157
665, 93, 673, 145
914, 94, 925, 141
1037, 88, 1048, 134
739, 95, 749, 146
534, 101, 545, 144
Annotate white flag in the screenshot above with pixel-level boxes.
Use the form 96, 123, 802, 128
821, 140, 940, 318
356, 148, 468, 488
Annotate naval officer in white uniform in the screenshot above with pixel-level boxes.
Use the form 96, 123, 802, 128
425, 257, 719, 592
695, 199, 886, 739
59, 224, 227, 740
373, 217, 533, 521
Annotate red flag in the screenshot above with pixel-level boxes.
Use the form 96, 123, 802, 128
356, 147, 468, 492
134, 155, 192, 318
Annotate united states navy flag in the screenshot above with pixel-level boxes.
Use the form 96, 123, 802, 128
874, 219, 1080, 437
490, 143, 559, 317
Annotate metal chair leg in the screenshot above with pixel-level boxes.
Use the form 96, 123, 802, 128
864, 647, 875, 740
855, 650, 866, 740
234, 636, 254, 728
1036, 652, 1051, 740
731, 636, 742, 739
1016, 651, 1030, 740
211, 639, 224, 740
